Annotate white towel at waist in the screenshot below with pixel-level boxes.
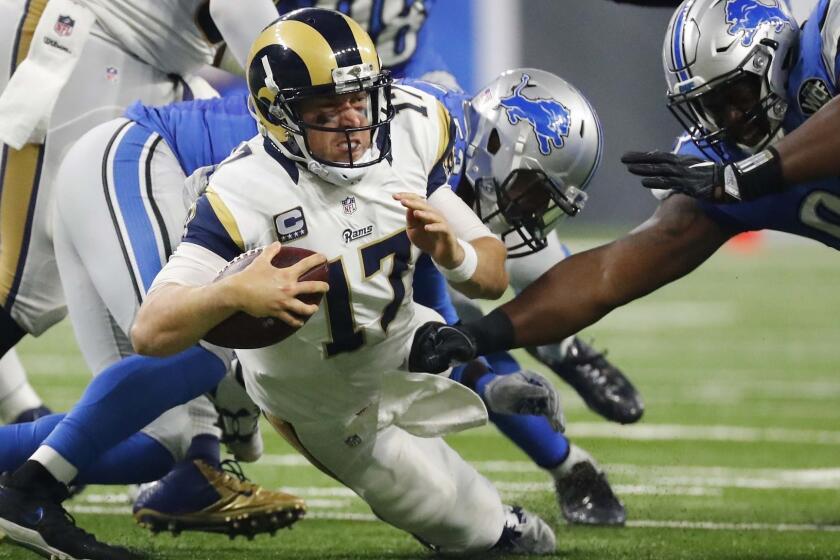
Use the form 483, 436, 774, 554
0, 0, 95, 149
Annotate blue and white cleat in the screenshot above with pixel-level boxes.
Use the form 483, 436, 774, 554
132, 459, 305, 539
0, 474, 141, 560
494, 505, 556, 555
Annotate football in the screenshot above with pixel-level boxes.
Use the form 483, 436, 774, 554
203, 246, 329, 349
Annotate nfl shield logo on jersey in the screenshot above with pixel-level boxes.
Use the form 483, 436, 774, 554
53, 15, 75, 37
341, 196, 357, 215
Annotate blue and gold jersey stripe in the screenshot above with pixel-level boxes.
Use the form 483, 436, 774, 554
183, 193, 245, 263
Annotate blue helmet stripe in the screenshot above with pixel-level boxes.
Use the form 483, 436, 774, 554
672, 1, 692, 83
580, 95, 603, 191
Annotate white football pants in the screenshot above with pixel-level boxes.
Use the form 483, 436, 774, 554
53, 118, 220, 458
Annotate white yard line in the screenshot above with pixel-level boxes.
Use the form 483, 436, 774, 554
550, 423, 840, 445
494, 481, 722, 497
608, 464, 840, 490
255, 456, 840, 490
439, 422, 840, 444
625, 520, 840, 532
64, 506, 840, 533
68, 505, 132, 515
305, 513, 840, 533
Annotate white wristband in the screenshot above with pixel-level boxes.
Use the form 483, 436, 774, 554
435, 239, 478, 283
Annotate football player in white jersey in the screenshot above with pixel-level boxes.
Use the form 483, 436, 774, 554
0, 0, 279, 423
128, 10, 555, 556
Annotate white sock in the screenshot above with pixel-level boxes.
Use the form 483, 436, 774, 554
30, 445, 78, 485
550, 444, 599, 479
0, 349, 42, 423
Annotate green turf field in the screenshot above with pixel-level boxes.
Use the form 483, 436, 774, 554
3, 237, 840, 559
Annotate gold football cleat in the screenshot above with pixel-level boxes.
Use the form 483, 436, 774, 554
133, 460, 305, 539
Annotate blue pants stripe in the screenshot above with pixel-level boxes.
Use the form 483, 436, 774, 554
111, 124, 164, 293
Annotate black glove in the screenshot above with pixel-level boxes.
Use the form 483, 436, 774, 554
622, 148, 785, 203
408, 322, 478, 373
622, 150, 732, 201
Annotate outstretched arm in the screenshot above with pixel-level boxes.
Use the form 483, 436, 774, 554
501, 195, 732, 348
775, 95, 840, 185
409, 195, 733, 372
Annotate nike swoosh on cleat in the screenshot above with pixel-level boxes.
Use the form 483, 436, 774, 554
20, 507, 45, 527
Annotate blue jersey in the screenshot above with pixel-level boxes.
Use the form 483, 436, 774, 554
124, 95, 255, 176
674, 0, 840, 251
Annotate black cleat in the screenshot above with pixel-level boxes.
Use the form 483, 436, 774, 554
0, 474, 142, 560
531, 337, 644, 424
554, 446, 626, 526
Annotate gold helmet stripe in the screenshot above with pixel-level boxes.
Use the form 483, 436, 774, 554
248, 21, 338, 88
434, 100, 453, 164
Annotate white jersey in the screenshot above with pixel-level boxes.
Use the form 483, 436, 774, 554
81, 0, 216, 75
161, 86, 457, 425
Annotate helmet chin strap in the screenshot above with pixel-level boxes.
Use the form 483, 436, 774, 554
306, 148, 377, 187
258, 112, 381, 187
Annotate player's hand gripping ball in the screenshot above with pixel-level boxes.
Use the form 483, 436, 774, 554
203, 246, 329, 349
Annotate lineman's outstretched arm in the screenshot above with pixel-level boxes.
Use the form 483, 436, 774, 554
409, 195, 733, 372
501, 195, 732, 348
775, 95, 840, 185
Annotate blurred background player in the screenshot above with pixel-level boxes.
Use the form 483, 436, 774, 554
409, 0, 840, 380
0, 0, 279, 422
217, 0, 443, 81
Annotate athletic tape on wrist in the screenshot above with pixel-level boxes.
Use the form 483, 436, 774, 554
436, 239, 478, 283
